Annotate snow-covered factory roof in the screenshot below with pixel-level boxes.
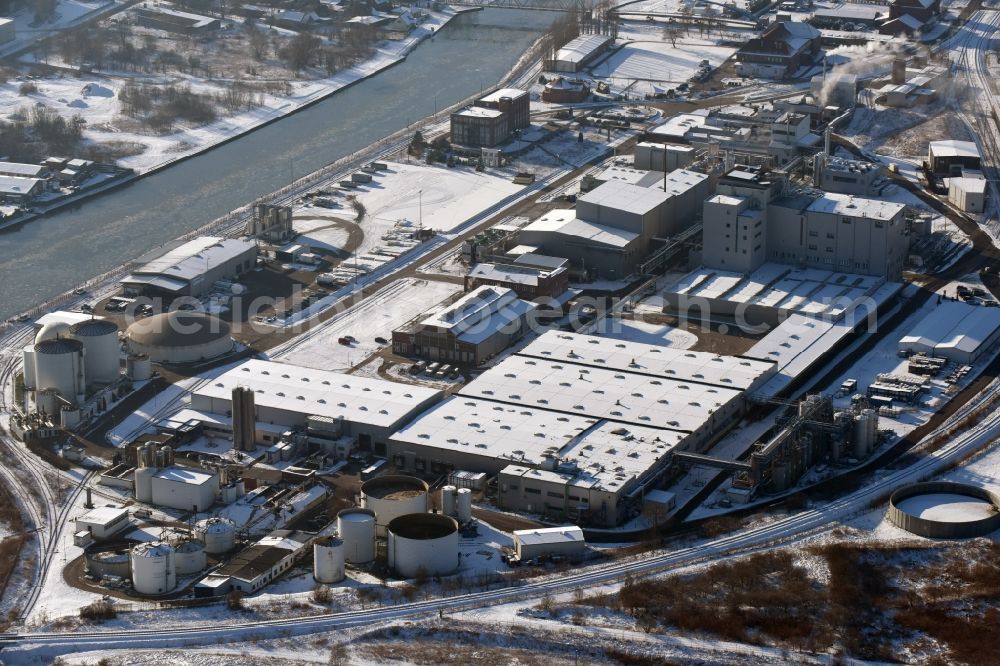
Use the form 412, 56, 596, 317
578, 179, 672, 216
522, 210, 638, 248
460, 354, 746, 432
193, 359, 442, 429
518, 330, 775, 391
0, 161, 46, 178
416, 286, 537, 343
453, 106, 503, 119
513, 525, 584, 546
745, 313, 859, 399
552, 34, 611, 66
479, 88, 528, 103
802, 192, 905, 221
391, 397, 685, 492
131, 236, 255, 283
154, 466, 217, 486
0, 175, 43, 195
468, 262, 565, 287
899, 301, 1000, 359
76, 506, 129, 527
929, 140, 980, 159
668, 264, 901, 319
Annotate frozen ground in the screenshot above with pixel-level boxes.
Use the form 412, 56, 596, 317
895, 492, 996, 522
0, 0, 120, 58
589, 37, 736, 96
7, 9, 458, 174
270, 277, 461, 372
292, 209, 353, 254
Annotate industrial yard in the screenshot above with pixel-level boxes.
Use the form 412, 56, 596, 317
1, 0, 1000, 663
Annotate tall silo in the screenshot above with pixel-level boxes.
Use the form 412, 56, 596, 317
313, 536, 346, 584
69, 319, 120, 386
130, 542, 176, 595
33, 337, 85, 403
337, 508, 376, 565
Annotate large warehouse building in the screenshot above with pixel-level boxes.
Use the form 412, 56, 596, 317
898, 301, 1000, 363
122, 236, 257, 300
388, 331, 776, 526
189, 359, 442, 453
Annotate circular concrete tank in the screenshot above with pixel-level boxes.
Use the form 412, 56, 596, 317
130, 541, 177, 595
888, 482, 1000, 539
84, 541, 133, 580
70, 319, 120, 386
125, 311, 233, 364
313, 536, 346, 584
194, 517, 237, 554
337, 508, 376, 565
173, 539, 207, 575
360, 475, 429, 537
386, 513, 459, 579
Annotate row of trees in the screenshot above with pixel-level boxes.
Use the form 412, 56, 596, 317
0, 106, 84, 162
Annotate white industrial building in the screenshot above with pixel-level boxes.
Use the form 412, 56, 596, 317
195, 530, 313, 596
122, 236, 257, 299
545, 34, 612, 72
519, 169, 708, 279
189, 359, 442, 454
513, 526, 585, 561
701, 166, 909, 279
898, 301, 1000, 364
948, 176, 986, 214
74, 507, 130, 542
927, 139, 981, 175
149, 466, 220, 512
389, 330, 776, 526
633, 142, 696, 172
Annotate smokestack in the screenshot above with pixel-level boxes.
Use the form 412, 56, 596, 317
85, 488, 93, 509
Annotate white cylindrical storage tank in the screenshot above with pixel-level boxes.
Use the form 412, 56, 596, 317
313, 536, 345, 584
387, 513, 459, 579
70, 319, 120, 386
337, 508, 376, 565
35, 321, 71, 344
853, 409, 878, 458
194, 517, 237, 555
441, 485, 457, 517
456, 488, 473, 524
134, 466, 156, 503
126, 354, 152, 381
33, 337, 84, 401
173, 539, 207, 575
360, 475, 429, 537
130, 542, 176, 595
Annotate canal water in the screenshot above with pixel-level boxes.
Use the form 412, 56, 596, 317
0, 9, 554, 320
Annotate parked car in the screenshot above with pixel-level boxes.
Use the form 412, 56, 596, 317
374, 336, 388, 344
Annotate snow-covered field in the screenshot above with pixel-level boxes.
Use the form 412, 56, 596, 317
0, 0, 120, 58
6, 9, 459, 174
271, 277, 461, 372
589, 38, 736, 95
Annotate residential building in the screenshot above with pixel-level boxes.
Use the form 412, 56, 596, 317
735, 21, 821, 79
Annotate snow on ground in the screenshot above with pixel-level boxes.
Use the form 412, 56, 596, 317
271, 277, 461, 372
589, 37, 736, 96
0, 0, 120, 58
895, 493, 996, 522
292, 208, 353, 254
591, 318, 697, 349
7, 9, 458, 174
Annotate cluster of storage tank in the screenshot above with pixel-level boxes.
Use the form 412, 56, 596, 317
22, 319, 121, 422
321, 475, 461, 580
128, 524, 226, 596
133, 442, 176, 503
440, 485, 473, 524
